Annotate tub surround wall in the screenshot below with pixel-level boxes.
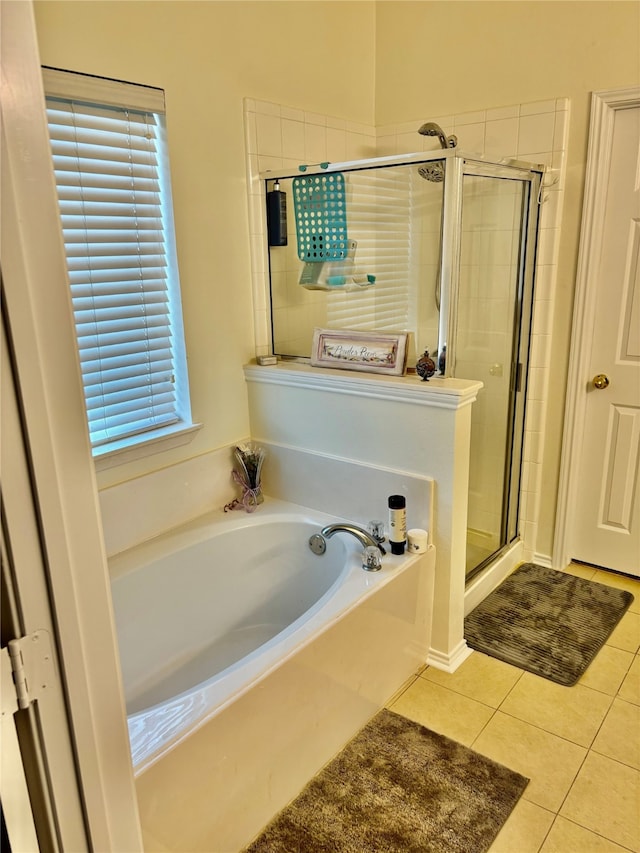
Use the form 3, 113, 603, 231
245, 362, 482, 671
259, 441, 433, 535
98, 437, 432, 559
99, 444, 242, 557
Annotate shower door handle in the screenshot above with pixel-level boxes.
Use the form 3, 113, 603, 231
592, 373, 610, 390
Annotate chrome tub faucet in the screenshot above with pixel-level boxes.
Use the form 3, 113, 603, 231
309, 522, 386, 572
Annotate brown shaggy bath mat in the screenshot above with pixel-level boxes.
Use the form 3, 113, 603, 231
465, 563, 634, 686
244, 708, 528, 853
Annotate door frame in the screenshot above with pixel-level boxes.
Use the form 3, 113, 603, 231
554, 86, 640, 571
2, 2, 143, 848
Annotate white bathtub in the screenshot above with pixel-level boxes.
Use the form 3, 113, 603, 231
109, 499, 434, 852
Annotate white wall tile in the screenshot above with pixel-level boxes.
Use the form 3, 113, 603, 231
540, 189, 563, 229
530, 333, 552, 369
537, 227, 560, 266
397, 131, 422, 154
248, 196, 265, 236
534, 264, 554, 301
257, 153, 284, 172
251, 271, 268, 313
326, 116, 347, 131
527, 367, 545, 402
520, 99, 556, 116
281, 105, 305, 122
486, 104, 520, 121
376, 134, 396, 155
532, 298, 553, 336
454, 121, 485, 154
553, 109, 569, 152
525, 398, 545, 434
346, 132, 376, 159
454, 109, 487, 126
304, 123, 327, 162
254, 100, 281, 116
485, 118, 519, 158
517, 112, 556, 155
250, 233, 268, 274
245, 154, 262, 196
345, 119, 373, 135
244, 111, 257, 155
326, 127, 347, 162
254, 309, 271, 353
282, 119, 305, 160
256, 113, 283, 156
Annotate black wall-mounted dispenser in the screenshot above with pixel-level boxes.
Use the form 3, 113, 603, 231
266, 180, 288, 246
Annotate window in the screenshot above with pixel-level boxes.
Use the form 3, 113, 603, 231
43, 68, 194, 462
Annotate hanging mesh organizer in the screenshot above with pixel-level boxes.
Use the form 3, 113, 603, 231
293, 173, 348, 262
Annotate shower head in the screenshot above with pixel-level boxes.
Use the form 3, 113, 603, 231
418, 121, 458, 149
417, 162, 445, 182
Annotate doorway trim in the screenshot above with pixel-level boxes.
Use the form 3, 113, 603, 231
554, 86, 640, 570
2, 1, 143, 847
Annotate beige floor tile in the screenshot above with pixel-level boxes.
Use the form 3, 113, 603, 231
580, 644, 635, 696
619, 654, 640, 706
499, 673, 612, 747
566, 562, 599, 580
488, 799, 554, 853
592, 569, 640, 615
422, 651, 523, 708
592, 698, 640, 770
560, 752, 640, 852
541, 816, 631, 852
606, 610, 640, 654
389, 677, 494, 746
472, 711, 586, 812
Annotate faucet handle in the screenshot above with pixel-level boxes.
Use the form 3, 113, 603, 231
362, 545, 382, 572
367, 520, 386, 544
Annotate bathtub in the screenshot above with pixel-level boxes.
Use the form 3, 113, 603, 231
109, 499, 434, 852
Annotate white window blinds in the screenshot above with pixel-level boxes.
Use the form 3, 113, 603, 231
44, 68, 190, 450
327, 168, 414, 333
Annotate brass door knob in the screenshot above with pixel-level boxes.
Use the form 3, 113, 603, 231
592, 373, 610, 390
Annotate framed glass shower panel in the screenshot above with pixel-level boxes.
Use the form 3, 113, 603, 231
453, 172, 532, 575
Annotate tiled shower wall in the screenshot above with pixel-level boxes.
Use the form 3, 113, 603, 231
244, 97, 568, 563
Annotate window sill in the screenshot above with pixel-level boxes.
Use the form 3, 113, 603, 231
93, 422, 203, 472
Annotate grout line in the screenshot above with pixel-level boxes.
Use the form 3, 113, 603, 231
553, 817, 637, 853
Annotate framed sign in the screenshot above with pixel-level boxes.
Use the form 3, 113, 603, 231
310, 328, 408, 376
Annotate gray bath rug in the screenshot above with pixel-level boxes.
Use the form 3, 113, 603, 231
465, 562, 634, 686
244, 708, 528, 853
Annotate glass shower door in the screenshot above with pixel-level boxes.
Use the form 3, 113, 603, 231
451, 169, 537, 578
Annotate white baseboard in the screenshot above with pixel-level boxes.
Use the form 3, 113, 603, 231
533, 551, 553, 568
426, 639, 473, 673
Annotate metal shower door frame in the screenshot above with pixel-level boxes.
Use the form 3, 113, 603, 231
440, 156, 543, 575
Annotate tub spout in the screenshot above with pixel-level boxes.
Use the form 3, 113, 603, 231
321, 523, 386, 554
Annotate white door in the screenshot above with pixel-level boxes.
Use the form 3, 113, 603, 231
569, 97, 640, 576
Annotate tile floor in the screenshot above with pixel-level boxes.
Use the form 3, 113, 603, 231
387, 564, 640, 853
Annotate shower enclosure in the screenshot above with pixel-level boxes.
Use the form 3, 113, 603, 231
264, 149, 542, 580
